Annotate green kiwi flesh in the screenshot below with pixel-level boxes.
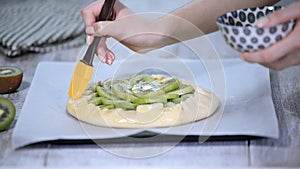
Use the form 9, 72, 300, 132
0, 97, 16, 131
0, 66, 23, 94
87, 75, 195, 110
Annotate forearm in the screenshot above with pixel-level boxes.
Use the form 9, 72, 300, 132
157, 0, 279, 46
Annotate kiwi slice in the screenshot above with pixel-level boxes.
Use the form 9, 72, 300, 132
0, 97, 16, 131
171, 94, 193, 104
103, 78, 129, 91
167, 85, 195, 96
113, 100, 137, 110
0, 66, 23, 94
133, 89, 165, 99
132, 81, 164, 98
161, 78, 180, 92
87, 75, 196, 111
130, 74, 154, 86
134, 95, 167, 105
89, 98, 136, 110
99, 97, 114, 105
111, 83, 138, 102
96, 86, 118, 99
89, 97, 102, 105
89, 93, 98, 98
99, 104, 115, 109
165, 92, 179, 99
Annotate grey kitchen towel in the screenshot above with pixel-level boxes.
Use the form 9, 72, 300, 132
0, 0, 86, 57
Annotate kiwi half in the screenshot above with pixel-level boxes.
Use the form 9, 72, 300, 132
0, 66, 23, 94
0, 97, 16, 131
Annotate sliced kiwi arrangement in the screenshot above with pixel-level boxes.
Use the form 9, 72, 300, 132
0, 66, 23, 94
87, 74, 195, 110
0, 97, 16, 131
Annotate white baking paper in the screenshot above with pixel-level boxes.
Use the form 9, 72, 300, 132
12, 56, 279, 149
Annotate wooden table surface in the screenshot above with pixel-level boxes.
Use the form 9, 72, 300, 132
1, 0, 300, 168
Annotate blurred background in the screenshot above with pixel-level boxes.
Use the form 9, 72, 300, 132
0, 0, 295, 58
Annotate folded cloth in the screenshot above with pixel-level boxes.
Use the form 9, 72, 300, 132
0, 0, 85, 57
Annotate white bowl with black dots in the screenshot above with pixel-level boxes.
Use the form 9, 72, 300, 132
216, 6, 296, 53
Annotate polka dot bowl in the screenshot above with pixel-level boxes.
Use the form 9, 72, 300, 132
216, 6, 296, 53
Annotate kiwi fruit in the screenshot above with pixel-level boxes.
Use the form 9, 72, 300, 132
111, 83, 138, 102
99, 104, 115, 109
96, 86, 118, 99
134, 95, 167, 105
171, 94, 193, 104
0, 66, 23, 94
99, 97, 114, 105
89, 97, 102, 105
130, 74, 154, 86
88, 93, 98, 98
0, 97, 16, 131
167, 85, 195, 96
87, 74, 195, 111
165, 92, 179, 99
89, 97, 136, 110
103, 78, 129, 91
113, 100, 137, 110
161, 78, 180, 92
132, 81, 164, 98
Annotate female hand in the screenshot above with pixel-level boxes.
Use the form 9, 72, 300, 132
241, 1, 300, 70
81, 0, 166, 65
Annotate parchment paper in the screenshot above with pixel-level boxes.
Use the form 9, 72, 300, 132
12, 56, 279, 149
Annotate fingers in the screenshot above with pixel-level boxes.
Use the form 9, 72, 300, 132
81, 1, 105, 26
241, 19, 300, 70
256, 1, 300, 27
242, 50, 300, 70
241, 34, 295, 64
261, 51, 300, 70
241, 21, 300, 63
93, 20, 122, 38
85, 26, 95, 45
81, 0, 116, 64
85, 20, 118, 46
240, 32, 300, 70
93, 21, 113, 37
81, 1, 105, 45
96, 37, 115, 65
